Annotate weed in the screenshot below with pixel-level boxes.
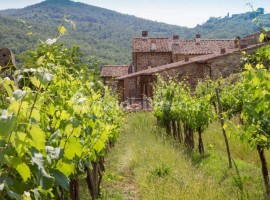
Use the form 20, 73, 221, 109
151, 163, 171, 178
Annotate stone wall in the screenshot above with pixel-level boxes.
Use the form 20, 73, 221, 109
105, 77, 139, 101
123, 77, 137, 99
0, 48, 15, 76
159, 52, 243, 87
134, 52, 172, 72
158, 63, 210, 88
209, 52, 242, 78
172, 54, 201, 62
245, 35, 259, 46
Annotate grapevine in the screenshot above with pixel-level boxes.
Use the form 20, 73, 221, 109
0, 41, 123, 199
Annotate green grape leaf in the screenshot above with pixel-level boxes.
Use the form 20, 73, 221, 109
51, 169, 69, 191
52, 117, 61, 129
36, 56, 45, 66
31, 151, 44, 169
70, 118, 80, 128
38, 168, 54, 190
16, 162, 31, 182
259, 33, 266, 42
22, 191, 31, 200
34, 69, 54, 86
46, 146, 62, 160
64, 137, 82, 159
29, 125, 45, 151
10, 158, 31, 182
73, 126, 81, 138
47, 52, 55, 62
58, 26, 67, 35
0, 110, 16, 137
2, 82, 12, 99
60, 110, 70, 121
9, 101, 29, 118
0, 183, 4, 191
33, 189, 41, 200
245, 63, 253, 71
31, 109, 40, 122
13, 89, 27, 101
5, 185, 22, 200
260, 135, 268, 142
64, 124, 81, 138
11, 132, 29, 158
30, 77, 41, 88
56, 162, 74, 177
93, 139, 105, 153
48, 130, 61, 144
64, 124, 73, 137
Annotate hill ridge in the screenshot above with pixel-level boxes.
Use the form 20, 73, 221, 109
0, 1, 269, 64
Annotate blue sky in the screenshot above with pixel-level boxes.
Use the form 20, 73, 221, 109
0, 0, 269, 27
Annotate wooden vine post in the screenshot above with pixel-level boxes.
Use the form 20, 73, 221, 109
215, 87, 232, 168
257, 145, 270, 197
198, 127, 204, 154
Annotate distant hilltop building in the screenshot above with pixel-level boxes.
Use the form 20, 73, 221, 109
231, 7, 264, 19
101, 31, 270, 105
257, 8, 264, 15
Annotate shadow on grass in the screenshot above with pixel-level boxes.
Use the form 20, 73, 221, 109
183, 148, 211, 167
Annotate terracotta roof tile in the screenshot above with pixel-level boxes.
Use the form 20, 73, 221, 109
133, 37, 235, 55
132, 37, 172, 53
100, 65, 129, 78
172, 39, 235, 55
117, 43, 265, 80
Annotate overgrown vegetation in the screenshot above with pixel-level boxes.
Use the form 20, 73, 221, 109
0, 24, 123, 199
99, 112, 268, 200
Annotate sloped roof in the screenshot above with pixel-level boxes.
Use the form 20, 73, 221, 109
172, 39, 235, 55
132, 37, 172, 53
118, 43, 264, 80
117, 54, 219, 80
132, 37, 235, 55
100, 65, 129, 78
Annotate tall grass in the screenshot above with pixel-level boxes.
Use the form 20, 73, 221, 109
96, 112, 268, 199
202, 115, 270, 168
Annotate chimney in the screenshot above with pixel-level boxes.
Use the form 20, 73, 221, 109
184, 56, 189, 62
172, 35, 180, 45
234, 36, 241, 48
220, 48, 226, 54
195, 34, 201, 45
151, 39, 157, 51
240, 39, 248, 49
142, 31, 148, 37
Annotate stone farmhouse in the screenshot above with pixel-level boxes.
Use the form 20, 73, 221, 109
101, 31, 269, 103
100, 65, 129, 92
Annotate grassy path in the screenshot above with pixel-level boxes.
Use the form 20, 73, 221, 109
98, 112, 266, 200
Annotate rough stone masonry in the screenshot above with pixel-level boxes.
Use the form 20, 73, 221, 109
0, 48, 16, 77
